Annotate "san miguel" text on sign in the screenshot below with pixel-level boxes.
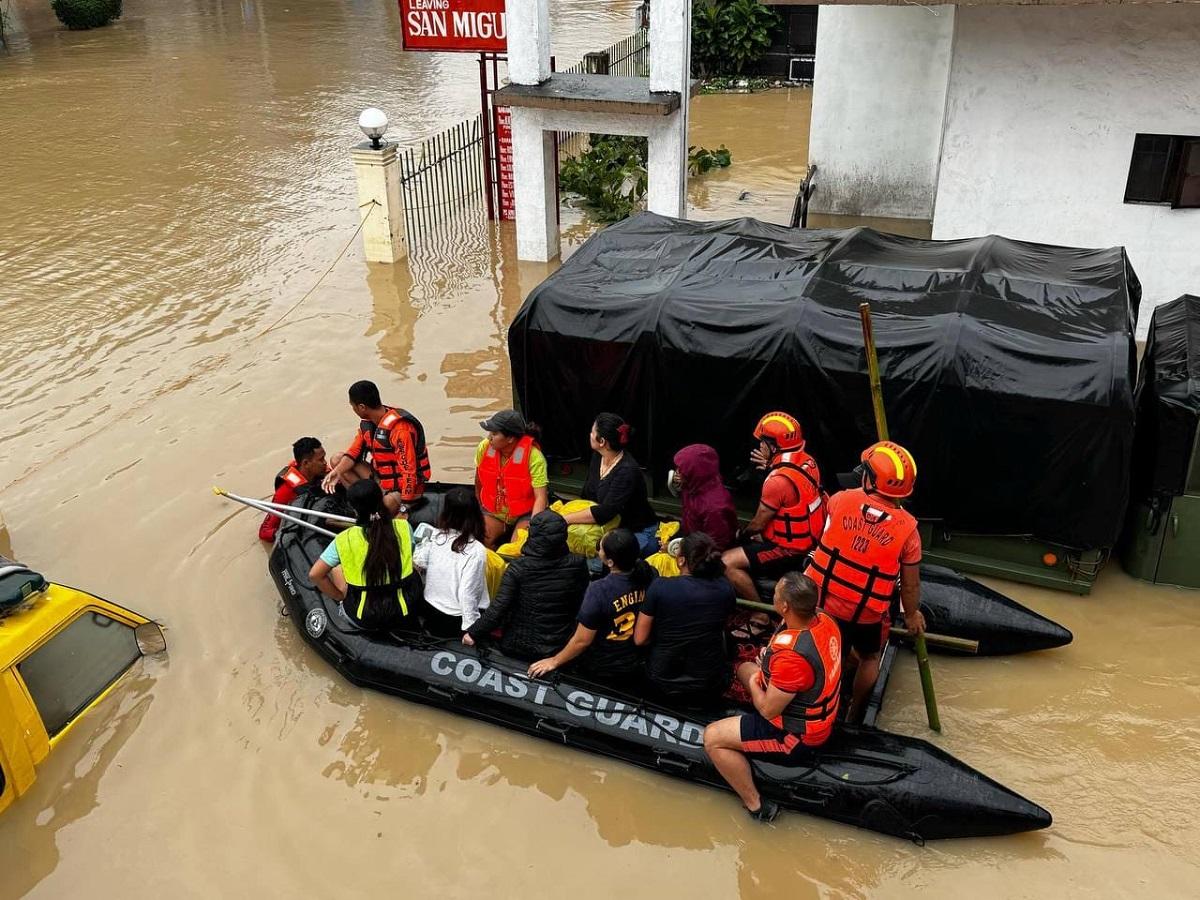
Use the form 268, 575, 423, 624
399, 0, 507, 53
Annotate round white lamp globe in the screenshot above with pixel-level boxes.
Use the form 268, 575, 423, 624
358, 108, 389, 149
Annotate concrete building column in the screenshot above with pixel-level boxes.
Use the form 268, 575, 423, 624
350, 141, 405, 263
507, 0, 551, 86
511, 108, 559, 261
647, 0, 691, 218
508, 0, 557, 260
808, 6, 955, 221
647, 113, 686, 217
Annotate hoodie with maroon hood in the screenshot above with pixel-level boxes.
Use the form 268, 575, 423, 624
674, 444, 738, 551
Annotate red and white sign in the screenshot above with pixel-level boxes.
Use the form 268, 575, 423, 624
398, 0, 507, 53
494, 106, 515, 220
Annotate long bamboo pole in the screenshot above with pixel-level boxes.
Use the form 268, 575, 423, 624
859, 302, 942, 733
734, 598, 978, 654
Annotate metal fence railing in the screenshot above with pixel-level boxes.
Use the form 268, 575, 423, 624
398, 28, 649, 245
399, 114, 485, 246
555, 28, 650, 160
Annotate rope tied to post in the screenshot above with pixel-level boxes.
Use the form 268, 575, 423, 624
256, 199, 380, 339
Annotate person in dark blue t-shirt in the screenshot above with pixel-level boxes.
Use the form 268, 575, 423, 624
635, 531, 736, 703
528, 529, 656, 686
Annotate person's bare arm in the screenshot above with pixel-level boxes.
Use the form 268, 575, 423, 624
741, 502, 777, 538
528, 624, 597, 677
633, 611, 654, 646
309, 559, 346, 603
322, 453, 355, 493
900, 564, 925, 634
740, 661, 796, 720
531, 485, 550, 517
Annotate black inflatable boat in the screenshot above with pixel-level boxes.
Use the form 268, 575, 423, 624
268, 489, 1051, 841
918, 565, 1072, 655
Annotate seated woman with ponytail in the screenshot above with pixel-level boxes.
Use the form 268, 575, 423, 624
635, 532, 736, 703
561, 413, 659, 556
528, 529, 657, 686
309, 480, 417, 632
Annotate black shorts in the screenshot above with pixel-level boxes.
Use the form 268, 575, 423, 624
831, 616, 886, 658
743, 541, 807, 580
739, 711, 803, 758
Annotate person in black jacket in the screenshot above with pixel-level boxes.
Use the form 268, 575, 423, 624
561, 413, 658, 556
463, 509, 589, 660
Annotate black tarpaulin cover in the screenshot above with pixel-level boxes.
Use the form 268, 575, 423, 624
1132, 295, 1200, 499
509, 213, 1140, 550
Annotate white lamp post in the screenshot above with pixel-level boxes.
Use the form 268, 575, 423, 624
358, 107, 389, 150
350, 107, 405, 263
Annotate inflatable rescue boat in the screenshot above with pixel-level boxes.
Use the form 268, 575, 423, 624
268, 489, 1051, 841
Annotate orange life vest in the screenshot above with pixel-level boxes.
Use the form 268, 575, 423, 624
805, 488, 918, 625
274, 462, 306, 491
760, 611, 842, 746
358, 408, 430, 501
763, 450, 827, 553
477, 434, 537, 518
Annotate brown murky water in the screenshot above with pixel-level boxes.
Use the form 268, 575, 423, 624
3, 2, 1200, 897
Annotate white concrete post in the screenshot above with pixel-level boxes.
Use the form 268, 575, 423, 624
509, 0, 557, 260
507, 0, 551, 86
647, 0, 690, 218
511, 108, 559, 261
350, 141, 405, 263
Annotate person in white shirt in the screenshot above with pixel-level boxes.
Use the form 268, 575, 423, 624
412, 487, 490, 636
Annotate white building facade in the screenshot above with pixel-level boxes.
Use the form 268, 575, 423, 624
809, 1, 1200, 332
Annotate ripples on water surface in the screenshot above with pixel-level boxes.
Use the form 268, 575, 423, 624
1, 1, 1199, 897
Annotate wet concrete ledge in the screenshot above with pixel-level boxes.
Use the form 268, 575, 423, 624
494, 74, 697, 116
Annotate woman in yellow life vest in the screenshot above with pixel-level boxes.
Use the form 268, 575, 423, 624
309, 480, 416, 632
474, 409, 550, 549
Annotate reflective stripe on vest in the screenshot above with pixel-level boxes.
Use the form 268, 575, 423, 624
478, 434, 537, 518
805, 488, 917, 625
761, 611, 842, 740
333, 519, 414, 620
763, 450, 827, 553
275, 463, 306, 491
359, 408, 428, 499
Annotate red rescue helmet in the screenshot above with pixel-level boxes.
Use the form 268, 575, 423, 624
861, 441, 917, 499
753, 412, 805, 452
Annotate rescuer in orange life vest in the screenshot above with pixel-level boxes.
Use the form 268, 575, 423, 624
723, 412, 828, 602
703, 572, 842, 823
473, 409, 550, 549
259, 437, 329, 542
805, 440, 926, 723
322, 380, 432, 512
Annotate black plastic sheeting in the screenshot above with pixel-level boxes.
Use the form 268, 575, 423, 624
1131, 295, 1200, 499
510, 214, 1140, 550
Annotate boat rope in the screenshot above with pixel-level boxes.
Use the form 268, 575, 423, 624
256, 200, 379, 339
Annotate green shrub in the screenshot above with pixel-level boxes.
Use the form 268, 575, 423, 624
688, 144, 732, 176
51, 0, 122, 30
560, 135, 649, 223
560, 135, 734, 223
692, 0, 780, 77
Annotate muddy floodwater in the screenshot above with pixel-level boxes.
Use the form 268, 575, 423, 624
2, 1, 1200, 897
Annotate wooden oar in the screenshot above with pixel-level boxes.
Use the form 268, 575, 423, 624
213, 487, 337, 538
734, 598, 978, 654
860, 302, 942, 732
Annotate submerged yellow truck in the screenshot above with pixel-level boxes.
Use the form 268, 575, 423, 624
0, 559, 165, 815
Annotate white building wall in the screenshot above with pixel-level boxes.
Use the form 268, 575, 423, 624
932, 4, 1200, 334
808, 5, 956, 219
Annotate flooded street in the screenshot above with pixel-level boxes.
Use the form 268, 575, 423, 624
3, 1, 1200, 897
